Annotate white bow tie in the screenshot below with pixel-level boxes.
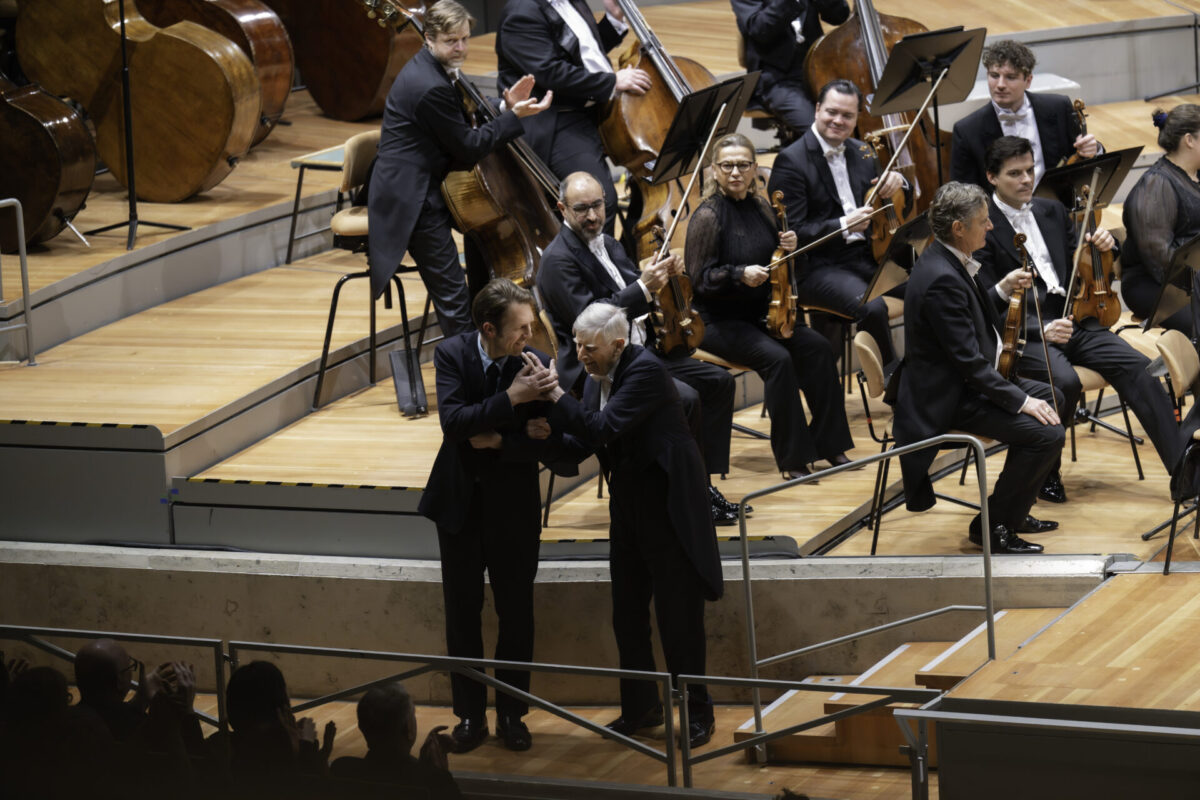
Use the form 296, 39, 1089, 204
997, 108, 1030, 125
824, 145, 845, 160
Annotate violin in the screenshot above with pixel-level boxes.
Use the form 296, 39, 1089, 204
805, 0, 948, 230
16, 0, 260, 203
1059, 99, 1089, 168
1065, 171, 1120, 328
861, 132, 909, 265
767, 190, 798, 340
0, 77, 96, 254
137, 0, 295, 146
998, 233, 1032, 381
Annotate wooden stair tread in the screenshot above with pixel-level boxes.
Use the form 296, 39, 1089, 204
916, 607, 1066, 691
732, 675, 854, 743
822, 641, 955, 714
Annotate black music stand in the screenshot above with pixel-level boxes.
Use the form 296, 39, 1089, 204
85, 0, 189, 250
1034, 146, 1142, 211
1146, 231, 1200, 333
650, 72, 760, 185
864, 211, 931, 303
869, 26, 986, 187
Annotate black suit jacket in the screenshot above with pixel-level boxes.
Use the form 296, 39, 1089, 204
418, 331, 566, 534
892, 240, 1028, 510
731, 0, 849, 94
536, 226, 652, 389
367, 47, 524, 298
549, 345, 723, 600
495, 0, 624, 157
949, 92, 1084, 191
767, 129, 878, 274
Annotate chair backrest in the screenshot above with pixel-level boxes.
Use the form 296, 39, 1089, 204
341, 130, 381, 194
854, 330, 886, 399
1157, 329, 1200, 400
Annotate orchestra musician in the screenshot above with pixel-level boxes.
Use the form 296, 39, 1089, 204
418, 278, 565, 754
368, 0, 550, 335
950, 40, 1101, 192
731, 0, 850, 137
767, 78, 907, 368
892, 181, 1064, 554
685, 132, 855, 480
1121, 104, 1200, 336
536, 171, 742, 524
495, 0, 651, 233
976, 136, 1181, 504
544, 301, 722, 750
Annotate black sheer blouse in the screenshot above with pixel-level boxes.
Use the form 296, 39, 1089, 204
1122, 156, 1200, 285
684, 191, 780, 323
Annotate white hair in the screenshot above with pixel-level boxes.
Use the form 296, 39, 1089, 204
572, 302, 629, 344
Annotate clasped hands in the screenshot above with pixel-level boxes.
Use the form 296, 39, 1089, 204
470, 353, 562, 449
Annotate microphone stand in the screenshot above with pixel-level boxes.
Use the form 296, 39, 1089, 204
85, 0, 189, 250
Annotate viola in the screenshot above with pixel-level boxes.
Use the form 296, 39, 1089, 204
263, 0, 423, 121
137, 0, 295, 146
805, 0, 948, 229
766, 190, 798, 339
0, 77, 96, 254
16, 0, 260, 203
1065, 172, 1120, 328
998, 233, 1032, 381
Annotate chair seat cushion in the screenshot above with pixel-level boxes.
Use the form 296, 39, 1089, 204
1073, 365, 1107, 392
331, 205, 369, 238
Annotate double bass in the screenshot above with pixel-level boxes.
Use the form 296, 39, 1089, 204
16, 0, 260, 203
805, 0, 949, 236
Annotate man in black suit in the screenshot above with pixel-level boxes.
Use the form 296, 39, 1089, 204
767, 79, 906, 366
731, 0, 849, 136
418, 278, 565, 753
892, 181, 1064, 553
369, 0, 550, 335
950, 40, 1100, 192
545, 301, 722, 749
976, 136, 1180, 501
495, 0, 651, 231
536, 171, 740, 523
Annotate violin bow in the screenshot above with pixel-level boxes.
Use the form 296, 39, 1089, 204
862, 65, 951, 207
1015, 233, 1061, 419
766, 204, 894, 272
1063, 165, 1103, 319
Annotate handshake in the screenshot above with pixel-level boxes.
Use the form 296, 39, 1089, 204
469, 353, 563, 449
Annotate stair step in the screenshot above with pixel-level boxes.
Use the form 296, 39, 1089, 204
915, 608, 1066, 691
823, 641, 955, 714
732, 675, 854, 746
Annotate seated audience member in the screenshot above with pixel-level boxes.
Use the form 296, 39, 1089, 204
330, 682, 463, 799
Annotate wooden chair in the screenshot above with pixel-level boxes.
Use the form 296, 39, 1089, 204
1154, 330, 1200, 574
311, 130, 430, 413
1068, 365, 1144, 480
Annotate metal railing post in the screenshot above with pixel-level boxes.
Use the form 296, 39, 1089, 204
0, 198, 38, 365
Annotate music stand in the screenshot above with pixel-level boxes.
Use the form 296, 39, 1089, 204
864, 211, 931, 303
869, 26, 986, 186
1034, 146, 1142, 211
85, 0, 189, 251
1146, 231, 1200, 332
650, 72, 760, 186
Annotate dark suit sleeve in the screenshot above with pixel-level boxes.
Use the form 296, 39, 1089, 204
540, 248, 651, 330
815, 0, 850, 22
434, 342, 518, 442
732, 0, 802, 42
950, 118, 985, 189
923, 273, 1028, 414
414, 82, 523, 169
497, 6, 618, 106
770, 146, 844, 243
549, 355, 669, 445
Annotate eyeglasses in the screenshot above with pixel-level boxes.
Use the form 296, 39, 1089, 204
568, 199, 605, 215
716, 160, 755, 174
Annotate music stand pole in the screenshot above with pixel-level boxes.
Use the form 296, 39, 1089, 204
85, 0, 189, 250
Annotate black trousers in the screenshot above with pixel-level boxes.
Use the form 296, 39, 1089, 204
437, 484, 541, 720
608, 463, 712, 724
760, 79, 816, 137
701, 317, 853, 471
409, 195, 474, 336
662, 355, 736, 476
951, 376, 1065, 530
798, 249, 901, 366
1121, 270, 1195, 337
1017, 325, 1180, 472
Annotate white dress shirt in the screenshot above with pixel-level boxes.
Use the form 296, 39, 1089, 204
816, 132, 865, 243
589, 235, 649, 346
545, 0, 626, 76
993, 194, 1067, 311
993, 96, 1047, 184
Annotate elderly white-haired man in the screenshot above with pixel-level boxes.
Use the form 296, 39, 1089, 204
545, 301, 723, 749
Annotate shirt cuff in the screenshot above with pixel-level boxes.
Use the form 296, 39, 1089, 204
636, 278, 653, 302
1019, 394, 1033, 413
839, 214, 854, 242
996, 284, 1011, 302
606, 12, 628, 34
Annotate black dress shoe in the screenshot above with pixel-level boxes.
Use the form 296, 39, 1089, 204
782, 467, 816, 483
967, 517, 1044, 554
496, 714, 532, 751
605, 705, 664, 737
827, 453, 866, 471
1038, 472, 1067, 504
450, 716, 489, 753
686, 718, 715, 749
710, 485, 752, 515
1016, 515, 1059, 534
711, 503, 739, 526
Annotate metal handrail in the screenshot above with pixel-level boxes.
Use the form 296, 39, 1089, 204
735, 433, 998, 752
0, 624, 227, 729
0, 198, 38, 365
